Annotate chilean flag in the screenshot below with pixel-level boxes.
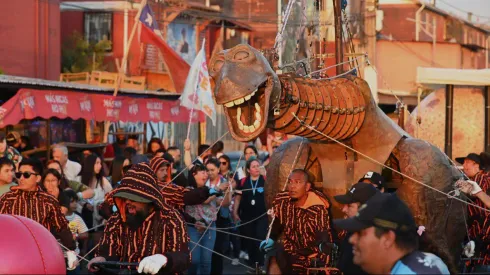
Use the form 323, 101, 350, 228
139, 4, 190, 93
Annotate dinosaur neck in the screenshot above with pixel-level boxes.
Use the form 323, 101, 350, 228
267, 74, 367, 141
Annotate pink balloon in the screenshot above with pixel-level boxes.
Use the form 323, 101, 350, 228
0, 214, 66, 274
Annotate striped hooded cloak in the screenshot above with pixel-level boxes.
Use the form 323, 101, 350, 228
149, 157, 210, 211
96, 163, 190, 273
270, 189, 334, 273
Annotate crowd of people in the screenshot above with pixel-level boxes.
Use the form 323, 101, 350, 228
0, 130, 277, 274
0, 128, 489, 275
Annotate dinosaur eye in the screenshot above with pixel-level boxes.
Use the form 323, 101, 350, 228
211, 60, 224, 73
234, 51, 250, 61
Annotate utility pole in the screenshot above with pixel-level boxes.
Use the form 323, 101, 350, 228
364, 0, 377, 66
333, 0, 344, 74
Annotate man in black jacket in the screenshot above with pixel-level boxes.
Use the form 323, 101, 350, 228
333, 182, 379, 275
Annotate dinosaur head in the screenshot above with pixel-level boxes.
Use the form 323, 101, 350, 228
210, 44, 281, 142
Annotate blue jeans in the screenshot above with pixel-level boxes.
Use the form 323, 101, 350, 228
187, 223, 216, 275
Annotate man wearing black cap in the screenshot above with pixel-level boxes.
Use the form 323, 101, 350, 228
456, 153, 490, 267
334, 193, 449, 274
359, 171, 386, 192
334, 182, 378, 274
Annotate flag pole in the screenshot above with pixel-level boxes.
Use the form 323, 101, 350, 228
186, 83, 199, 140
103, 0, 147, 143
185, 39, 205, 140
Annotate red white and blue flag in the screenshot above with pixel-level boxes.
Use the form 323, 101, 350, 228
139, 3, 190, 93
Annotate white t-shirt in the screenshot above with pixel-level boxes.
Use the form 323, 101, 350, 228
65, 213, 88, 255
64, 160, 82, 182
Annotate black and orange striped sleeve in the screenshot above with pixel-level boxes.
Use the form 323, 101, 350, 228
45, 197, 75, 250
0, 194, 10, 213
160, 184, 186, 210
159, 210, 191, 274
96, 215, 122, 261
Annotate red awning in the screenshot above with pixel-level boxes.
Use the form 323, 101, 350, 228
0, 89, 204, 127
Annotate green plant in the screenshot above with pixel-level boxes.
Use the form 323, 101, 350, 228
0, 68, 3, 75
61, 31, 112, 73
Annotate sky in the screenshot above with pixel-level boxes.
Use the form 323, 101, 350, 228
426, 0, 490, 26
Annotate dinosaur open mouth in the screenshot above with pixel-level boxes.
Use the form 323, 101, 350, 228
220, 77, 273, 141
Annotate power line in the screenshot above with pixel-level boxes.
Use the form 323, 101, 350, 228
436, 0, 490, 20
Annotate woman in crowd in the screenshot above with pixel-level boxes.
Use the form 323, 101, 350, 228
218, 154, 242, 264
79, 154, 112, 243
146, 137, 165, 157
185, 164, 221, 275
206, 158, 233, 274
0, 133, 22, 169
236, 145, 259, 180
41, 168, 69, 213
233, 158, 268, 267
46, 160, 94, 200
218, 155, 233, 178
108, 156, 130, 187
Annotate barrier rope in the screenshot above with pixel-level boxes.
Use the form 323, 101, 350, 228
189, 241, 256, 271
189, 149, 244, 254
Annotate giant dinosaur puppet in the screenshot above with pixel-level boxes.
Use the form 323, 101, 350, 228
209, 44, 466, 263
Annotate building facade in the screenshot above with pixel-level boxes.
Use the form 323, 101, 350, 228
0, 0, 61, 80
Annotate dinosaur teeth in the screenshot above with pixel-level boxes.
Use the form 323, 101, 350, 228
234, 98, 244, 105
223, 88, 259, 107
236, 105, 262, 134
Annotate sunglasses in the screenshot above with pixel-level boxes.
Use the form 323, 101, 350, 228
220, 162, 228, 165
15, 172, 39, 179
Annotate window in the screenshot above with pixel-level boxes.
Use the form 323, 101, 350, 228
84, 13, 112, 50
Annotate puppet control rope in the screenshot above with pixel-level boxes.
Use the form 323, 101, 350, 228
189, 148, 244, 254
291, 113, 490, 214
264, 137, 306, 242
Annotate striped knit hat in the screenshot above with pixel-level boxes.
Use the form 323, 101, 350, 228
113, 163, 166, 221
149, 157, 171, 183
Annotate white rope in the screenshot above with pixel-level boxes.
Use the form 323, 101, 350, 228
82, 243, 100, 259
190, 149, 244, 254
291, 113, 490, 214
85, 223, 105, 233
186, 223, 263, 242
58, 242, 99, 263
365, 56, 403, 105
189, 241, 256, 271
163, 131, 229, 191
207, 212, 268, 230
308, 55, 364, 77
313, 66, 358, 81
274, 0, 297, 50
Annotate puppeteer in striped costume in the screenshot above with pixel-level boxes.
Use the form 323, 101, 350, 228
0, 158, 75, 249
149, 157, 226, 212
261, 169, 333, 274
88, 163, 190, 274
0, 158, 77, 269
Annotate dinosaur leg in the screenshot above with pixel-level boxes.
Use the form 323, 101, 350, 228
389, 138, 465, 266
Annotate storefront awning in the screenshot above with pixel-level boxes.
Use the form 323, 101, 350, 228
417, 67, 490, 86
0, 88, 204, 127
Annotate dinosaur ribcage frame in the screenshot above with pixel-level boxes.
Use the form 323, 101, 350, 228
269, 75, 367, 141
